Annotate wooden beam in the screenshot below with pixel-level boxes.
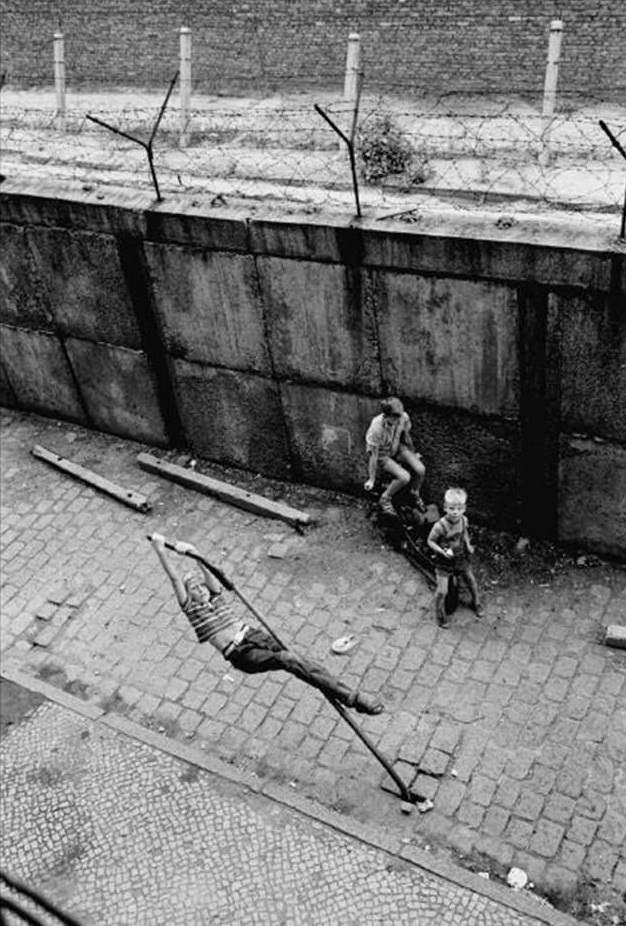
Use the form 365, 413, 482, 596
32, 445, 151, 513
137, 453, 312, 529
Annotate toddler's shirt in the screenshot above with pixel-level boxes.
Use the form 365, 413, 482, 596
428, 515, 468, 557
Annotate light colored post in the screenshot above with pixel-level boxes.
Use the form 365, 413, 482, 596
53, 32, 66, 126
539, 19, 563, 167
344, 32, 360, 102
341, 32, 360, 150
179, 26, 192, 147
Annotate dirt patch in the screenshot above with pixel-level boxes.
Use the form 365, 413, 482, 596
0, 678, 46, 741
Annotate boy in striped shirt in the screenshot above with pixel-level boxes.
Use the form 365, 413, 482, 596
151, 533, 383, 715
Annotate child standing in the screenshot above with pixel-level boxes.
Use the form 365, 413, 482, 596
363, 397, 426, 515
427, 487, 482, 628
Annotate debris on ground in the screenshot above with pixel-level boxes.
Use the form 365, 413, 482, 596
416, 798, 434, 814
32, 444, 152, 513
331, 635, 358, 655
507, 867, 528, 891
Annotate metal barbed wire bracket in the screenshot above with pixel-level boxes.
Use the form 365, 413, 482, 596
86, 70, 179, 202
599, 120, 626, 240
314, 72, 364, 218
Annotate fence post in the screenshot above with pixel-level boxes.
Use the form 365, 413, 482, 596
53, 32, 66, 126
344, 32, 360, 102
539, 19, 563, 167
179, 26, 191, 147
341, 32, 360, 150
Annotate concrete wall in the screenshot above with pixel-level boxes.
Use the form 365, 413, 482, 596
2, 1, 624, 101
1, 182, 624, 557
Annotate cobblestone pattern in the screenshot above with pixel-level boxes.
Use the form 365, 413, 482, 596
1, 409, 625, 910
0, 700, 545, 926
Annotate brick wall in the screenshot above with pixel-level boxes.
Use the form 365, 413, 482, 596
1, 0, 623, 100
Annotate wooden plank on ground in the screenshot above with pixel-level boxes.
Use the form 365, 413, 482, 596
604, 625, 626, 649
137, 452, 312, 528
32, 445, 151, 513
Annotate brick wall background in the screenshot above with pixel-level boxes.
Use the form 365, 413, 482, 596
1, 0, 623, 101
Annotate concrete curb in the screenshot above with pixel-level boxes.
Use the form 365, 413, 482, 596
1, 665, 577, 926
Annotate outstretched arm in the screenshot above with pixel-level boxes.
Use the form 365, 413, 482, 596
151, 532, 187, 606
173, 540, 223, 596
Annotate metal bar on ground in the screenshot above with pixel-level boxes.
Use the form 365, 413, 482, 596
137, 453, 312, 529
149, 536, 418, 806
32, 445, 151, 513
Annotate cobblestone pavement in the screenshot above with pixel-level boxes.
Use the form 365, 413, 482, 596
0, 692, 553, 926
1, 408, 625, 923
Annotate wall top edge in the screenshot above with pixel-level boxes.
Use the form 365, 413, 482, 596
0, 178, 623, 258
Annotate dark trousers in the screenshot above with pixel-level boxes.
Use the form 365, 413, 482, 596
226, 628, 357, 707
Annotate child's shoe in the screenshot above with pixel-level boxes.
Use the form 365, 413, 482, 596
353, 693, 384, 715
379, 495, 395, 516
410, 489, 426, 513
471, 601, 484, 619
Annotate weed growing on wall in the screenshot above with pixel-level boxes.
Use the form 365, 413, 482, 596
357, 113, 427, 185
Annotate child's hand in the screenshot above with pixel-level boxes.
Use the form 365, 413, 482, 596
175, 541, 197, 556
467, 544, 475, 555
364, 479, 375, 492
443, 548, 454, 559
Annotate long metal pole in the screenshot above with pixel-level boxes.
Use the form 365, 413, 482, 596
149, 536, 416, 803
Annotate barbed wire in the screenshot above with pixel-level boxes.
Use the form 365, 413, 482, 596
1, 86, 624, 221
1, 13, 624, 223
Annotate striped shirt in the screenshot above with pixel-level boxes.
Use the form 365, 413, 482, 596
182, 588, 246, 652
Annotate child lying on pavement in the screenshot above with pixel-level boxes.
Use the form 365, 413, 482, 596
150, 533, 384, 715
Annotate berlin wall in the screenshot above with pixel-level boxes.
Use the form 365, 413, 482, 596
1, 181, 624, 557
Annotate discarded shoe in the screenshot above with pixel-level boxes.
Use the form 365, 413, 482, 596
354, 694, 384, 715
331, 634, 358, 655
417, 798, 434, 813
